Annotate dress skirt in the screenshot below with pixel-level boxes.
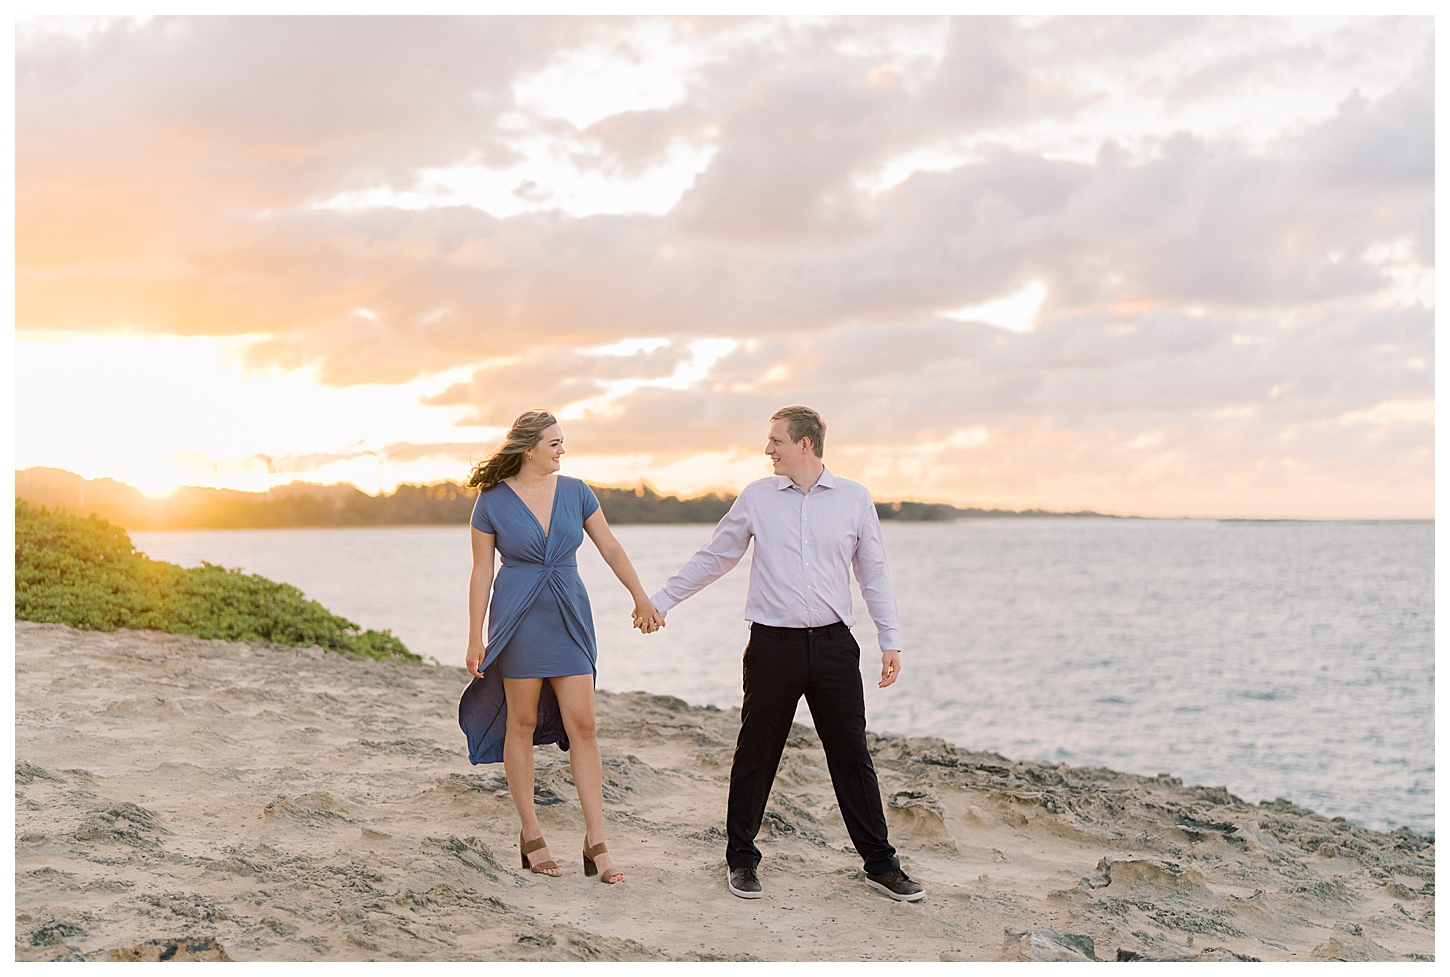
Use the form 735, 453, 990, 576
494, 585, 594, 679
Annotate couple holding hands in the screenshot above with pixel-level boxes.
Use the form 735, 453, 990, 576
458, 406, 923, 902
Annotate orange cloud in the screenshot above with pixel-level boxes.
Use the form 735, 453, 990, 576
14, 16, 1435, 517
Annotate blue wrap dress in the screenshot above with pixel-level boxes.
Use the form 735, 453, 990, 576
458, 475, 601, 765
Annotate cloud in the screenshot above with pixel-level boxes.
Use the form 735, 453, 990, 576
14, 15, 1435, 516
1339, 399, 1435, 427
380, 441, 498, 465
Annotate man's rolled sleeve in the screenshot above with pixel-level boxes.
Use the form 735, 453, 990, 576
852, 497, 901, 651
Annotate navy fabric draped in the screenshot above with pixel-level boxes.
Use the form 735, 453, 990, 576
459, 475, 600, 764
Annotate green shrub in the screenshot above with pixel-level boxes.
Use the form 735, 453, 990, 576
15, 500, 417, 661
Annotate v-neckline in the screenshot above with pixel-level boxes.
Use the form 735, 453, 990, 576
504, 476, 559, 539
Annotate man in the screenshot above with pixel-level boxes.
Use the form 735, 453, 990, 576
649, 406, 924, 902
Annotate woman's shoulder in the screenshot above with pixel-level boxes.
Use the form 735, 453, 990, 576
473, 481, 510, 506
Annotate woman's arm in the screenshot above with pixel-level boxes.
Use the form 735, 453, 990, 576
583, 509, 666, 633
466, 527, 496, 677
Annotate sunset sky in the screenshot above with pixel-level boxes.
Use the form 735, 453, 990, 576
14, 15, 1434, 518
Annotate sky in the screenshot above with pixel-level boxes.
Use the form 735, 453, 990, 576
13, 14, 1435, 518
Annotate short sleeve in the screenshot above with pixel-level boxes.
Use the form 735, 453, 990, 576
469, 491, 494, 534
580, 481, 600, 521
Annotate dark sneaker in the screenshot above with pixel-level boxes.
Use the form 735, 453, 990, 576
865, 868, 925, 902
728, 865, 762, 899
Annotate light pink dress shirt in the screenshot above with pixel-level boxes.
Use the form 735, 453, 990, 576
649, 468, 902, 651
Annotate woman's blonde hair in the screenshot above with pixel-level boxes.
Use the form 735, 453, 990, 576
467, 409, 559, 491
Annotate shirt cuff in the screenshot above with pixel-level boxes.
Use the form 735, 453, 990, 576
876, 629, 901, 652
649, 589, 677, 615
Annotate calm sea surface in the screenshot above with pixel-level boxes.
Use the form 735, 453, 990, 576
132, 519, 1434, 835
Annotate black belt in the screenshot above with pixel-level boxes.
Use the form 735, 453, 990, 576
749, 621, 848, 636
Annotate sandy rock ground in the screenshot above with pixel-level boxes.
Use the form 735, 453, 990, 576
14, 622, 1435, 962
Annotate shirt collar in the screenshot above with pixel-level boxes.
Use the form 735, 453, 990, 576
774, 466, 836, 492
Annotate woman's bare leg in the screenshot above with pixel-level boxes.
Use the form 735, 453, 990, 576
502, 677, 559, 875
551, 674, 621, 882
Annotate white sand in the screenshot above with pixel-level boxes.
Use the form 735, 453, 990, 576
14, 622, 1434, 961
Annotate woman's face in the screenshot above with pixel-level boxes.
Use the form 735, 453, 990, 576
525, 424, 565, 473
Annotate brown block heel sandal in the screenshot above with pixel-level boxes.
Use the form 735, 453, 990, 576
583, 841, 623, 884
520, 834, 559, 876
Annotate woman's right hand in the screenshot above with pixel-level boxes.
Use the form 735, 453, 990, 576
632, 600, 665, 635
466, 639, 486, 679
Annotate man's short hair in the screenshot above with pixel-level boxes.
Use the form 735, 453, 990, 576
771, 406, 826, 457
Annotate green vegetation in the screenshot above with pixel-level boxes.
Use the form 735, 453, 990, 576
591, 483, 734, 524
14, 500, 416, 661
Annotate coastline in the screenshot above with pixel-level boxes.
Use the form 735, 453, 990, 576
15, 622, 1434, 962
15, 467, 1139, 531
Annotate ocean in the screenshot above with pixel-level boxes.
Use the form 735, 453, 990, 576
131, 518, 1434, 836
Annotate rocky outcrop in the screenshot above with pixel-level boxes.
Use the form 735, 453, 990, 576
1001, 927, 1097, 961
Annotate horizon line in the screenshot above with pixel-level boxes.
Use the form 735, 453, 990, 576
13, 466, 1435, 524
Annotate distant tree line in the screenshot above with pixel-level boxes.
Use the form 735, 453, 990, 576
875, 500, 1116, 521
14, 467, 1113, 531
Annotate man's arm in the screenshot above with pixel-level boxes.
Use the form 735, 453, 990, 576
851, 494, 901, 654
649, 494, 753, 614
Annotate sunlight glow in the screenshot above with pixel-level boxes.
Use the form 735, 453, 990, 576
13, 18, 1432, 521
582, 337, 671, 357
942, 281, 1047, 334
512, 22, 704, 131
14, 334, 503, 496
855, 140, 985, 196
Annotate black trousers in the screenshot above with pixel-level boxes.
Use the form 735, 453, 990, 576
726, 621, 899, 875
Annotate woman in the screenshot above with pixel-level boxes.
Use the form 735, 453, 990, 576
458, 409, 664, 886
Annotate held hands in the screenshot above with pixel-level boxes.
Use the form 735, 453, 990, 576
632, 599, 666, 635
879, 649, 902, 688
465, 639, 487, 679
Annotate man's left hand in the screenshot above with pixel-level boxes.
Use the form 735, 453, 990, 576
879, 649, 902, 688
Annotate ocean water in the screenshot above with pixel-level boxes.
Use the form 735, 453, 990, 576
131, 518, 1434, 835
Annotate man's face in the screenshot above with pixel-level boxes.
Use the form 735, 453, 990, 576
765, 419, 811, 477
